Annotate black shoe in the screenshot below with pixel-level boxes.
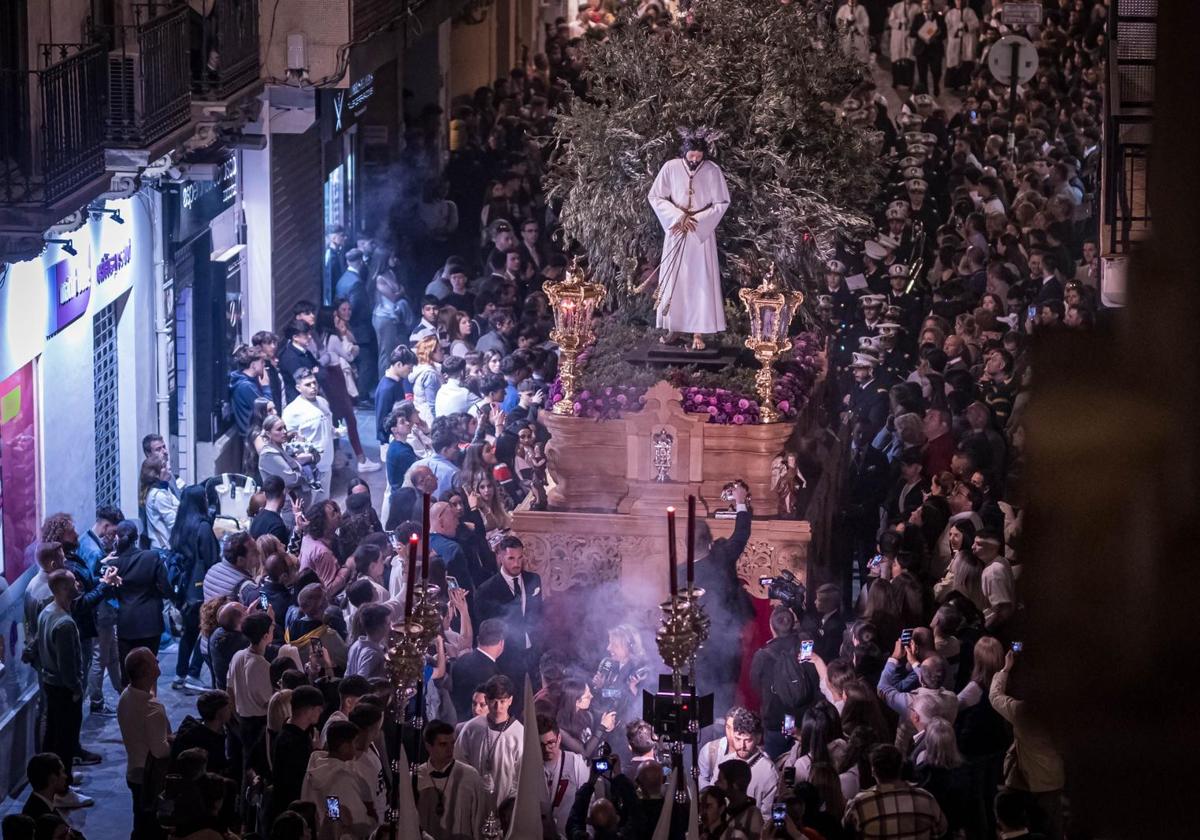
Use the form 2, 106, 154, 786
73, 749, 102, 766
89, 701, 116, 716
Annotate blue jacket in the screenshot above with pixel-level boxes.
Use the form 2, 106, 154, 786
229, 370, 265, 434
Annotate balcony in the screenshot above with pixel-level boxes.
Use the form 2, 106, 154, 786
103, 2, 192, 148
0, 43, 109, 207
192, 0, 262, 101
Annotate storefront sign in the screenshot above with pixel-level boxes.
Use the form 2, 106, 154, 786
169, 154, 239, 245
323, 73, 376, 138
96, 242, 132, 285
45, 244, 92, 337
1001, 3, 1043, 27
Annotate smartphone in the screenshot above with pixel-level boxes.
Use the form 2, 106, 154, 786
772, 802, 787, 827
311, 638, 324, 658
799, 640, 815, 662
900, 628, 914, 647
759, 576, 775, 587
782, 713, 796, 735
868, 554, 883, 569
258, 593, 269, 611
591, 757, 610, 774
325, 795, 341, 821
1011, 641, 1024, 652
969, 109, 978, 121
446, 575, 460, 591
1027, 305, 1038, 321
782, 767, 796, 787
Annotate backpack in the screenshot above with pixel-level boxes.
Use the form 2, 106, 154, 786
157, 548, 192, 608
770, 639, 819, 713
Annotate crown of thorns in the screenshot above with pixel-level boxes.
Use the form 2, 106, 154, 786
677, 126, 724, 155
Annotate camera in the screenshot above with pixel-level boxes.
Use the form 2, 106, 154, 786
720, 479, 750, 503
759, 569, 806, 610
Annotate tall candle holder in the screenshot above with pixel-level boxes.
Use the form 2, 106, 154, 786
738, 264, 805, 423
409, 582, 444, 647
546, 260, 606, 416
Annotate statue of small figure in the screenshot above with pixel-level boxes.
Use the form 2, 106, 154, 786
516, 425, 549, 510
771, 452, 807, 517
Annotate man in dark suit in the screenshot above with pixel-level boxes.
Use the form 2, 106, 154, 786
473, 535, 543, 706
812, 583, 849, 664
448, 618, 505, 720
22, 752, 70, 820
678, 482, 754, 715
335, 248, 378, 398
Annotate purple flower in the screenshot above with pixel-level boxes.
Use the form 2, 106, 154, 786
733, 414, 746, 424
604, 387, 613, 396
692, 393, 705, 404
707, 397, 718, 406
722, 402, 734, 413
616, 394, 627, 405
738, 398, 750, 410
778, 400, 790, 412
579, 390, 591, 400
573, 402, 583, 413
707, 406, 719, 416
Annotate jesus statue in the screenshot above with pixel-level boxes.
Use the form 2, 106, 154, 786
647, 128, 731, 350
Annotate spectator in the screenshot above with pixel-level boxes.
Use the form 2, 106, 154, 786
117, 648, 172, 834
170, 486, 221, 692
285, 583, 349, 673
538, 715, 591, 835
346, 603, 391, 680
140, 456, 179, 550
111, 520, 171, 674
249, 475, 292, 544
209, 601, 249, 690
301, 720, 378, 837
203, 530, 261, 605
171, 690, 235, 781
298, 501, 352, 595
699, 707, 778, 823
270, 685, 326, 824
20, 754, 71, 821
843, 744, 947, 839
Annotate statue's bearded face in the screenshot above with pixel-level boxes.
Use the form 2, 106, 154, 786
684, 150, 705, 171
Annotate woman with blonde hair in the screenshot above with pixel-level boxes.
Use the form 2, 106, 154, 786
140, 455, 178, 550
410, 334, 443, 426
913, 717, 971, 834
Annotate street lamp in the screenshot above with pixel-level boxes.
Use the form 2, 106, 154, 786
738, 264, 805, 423
545, 260, 606, 416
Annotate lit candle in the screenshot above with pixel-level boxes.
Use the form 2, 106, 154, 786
421, 492, 431, 582
562, 300, 576, 334
667, 506, 678, 597
686, 495, 696, 590
404, 534, 419, 618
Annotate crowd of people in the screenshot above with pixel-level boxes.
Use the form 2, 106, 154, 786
4, 1, 1104, 839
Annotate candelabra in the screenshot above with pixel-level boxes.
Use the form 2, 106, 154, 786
481, 812, 503, 840
408, 582, 443, 646
546, 260, 606, 416
738, 264, 805, 423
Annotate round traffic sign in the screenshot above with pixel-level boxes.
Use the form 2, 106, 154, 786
988, 34, 1039, 86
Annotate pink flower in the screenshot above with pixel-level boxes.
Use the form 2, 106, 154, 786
778, 400, 790, 412
707, 406, 719, 416
692, 393, 705, 404
733, 414, 746, 424
604, 387, 613, 396
707, 396, 718, 406
723, 403, 734, 413
573, 402, 583, 413
579, 390, 591, 400
616, 394, 627, 405
738, 398, 750, 410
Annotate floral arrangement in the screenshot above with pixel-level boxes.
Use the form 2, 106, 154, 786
549, 330, 825, 425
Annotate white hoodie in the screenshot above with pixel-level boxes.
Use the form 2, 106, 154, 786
300, 751, 378, 840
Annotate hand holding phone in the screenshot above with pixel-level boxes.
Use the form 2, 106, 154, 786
799, 640, 815, 662
325, 795, 341, 821
258, 593, 270, 611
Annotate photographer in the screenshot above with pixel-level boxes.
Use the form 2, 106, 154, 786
564, 753, 639, 840
749, 606, 821, 759
684, 480, 754, 714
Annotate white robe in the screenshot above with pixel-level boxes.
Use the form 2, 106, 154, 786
282, 394, 334, 476
945, 7, 980, 67
542, 750, 591, 835
836, 3, 872, 65
648, 158, 730, 335
888, 2, 919, 62
417, 760, 490, 840
454, 715, 524, 809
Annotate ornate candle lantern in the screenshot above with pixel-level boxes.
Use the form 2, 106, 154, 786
386, 621, 427, 703
546, 260, 607, 416
738, 265, 805, 423
408, 582, 443, 646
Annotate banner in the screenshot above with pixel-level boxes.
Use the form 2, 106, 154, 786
0, 362, 37, 583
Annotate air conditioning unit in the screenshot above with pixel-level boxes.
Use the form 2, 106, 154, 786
107, 48, 144, 137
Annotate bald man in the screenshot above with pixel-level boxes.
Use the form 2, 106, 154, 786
117, 648, 171, 836
430, 501, 474, 590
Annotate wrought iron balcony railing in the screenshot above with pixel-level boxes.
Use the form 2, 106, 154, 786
193, 0, 261, 100
103, 2, 192, 147
0, 43, 109, 206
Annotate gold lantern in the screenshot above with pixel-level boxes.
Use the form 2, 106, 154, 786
738, 265, 805, 423
545, 260, 607, 416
